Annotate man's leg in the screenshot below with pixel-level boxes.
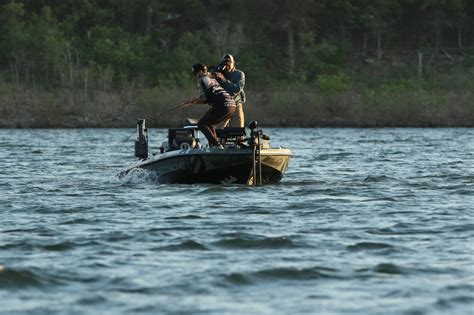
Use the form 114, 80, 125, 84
198, 107, 235, 146
229, 102, 244, 128
215, 118, 229, 129
198, 109, 220, 146
217, 103, 243, 128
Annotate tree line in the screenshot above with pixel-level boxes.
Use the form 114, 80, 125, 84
1, 0, 473, 92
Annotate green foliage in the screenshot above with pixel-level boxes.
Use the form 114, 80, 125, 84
155, 31, 215, 87
170, 32, 214, 71
299, 34, 345, 81
317, 73, 351, 95
0, 3, 75, 86
87, 26, 153, 79
29, 7, 71, 82
372, 79, 423, 94
0, 2, 27, 74
0, 81, 16, 96
0, 0, 473, 91
357, 0, 400, 31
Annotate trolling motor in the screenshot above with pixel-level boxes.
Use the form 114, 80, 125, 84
248, 121, 272, 186
248, 121, 270, 148
135, 119, 148, 160
248, 121, 263, 186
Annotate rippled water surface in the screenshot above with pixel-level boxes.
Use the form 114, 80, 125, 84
1, 128, 473, 315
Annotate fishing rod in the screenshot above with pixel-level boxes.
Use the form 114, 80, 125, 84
157, 103, 186, 116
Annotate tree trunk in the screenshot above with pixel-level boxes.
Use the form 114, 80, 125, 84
376, 28, 382, 64
417, 51, 423, 79
435, 14, 441, 55
363, 33, 368, 57
84, 69, 88, 104
44, 60, 49, 85
288, 23, 295, 71
145, 6, 153, 34
457, 27, 463, 52
12, 55, 20, 87
339, 19, 347, 49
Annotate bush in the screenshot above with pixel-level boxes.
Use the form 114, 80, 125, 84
372, 79, 422, 94
299, 34, 345, 81
86, 26, 153, 79
317, 73, 351, 95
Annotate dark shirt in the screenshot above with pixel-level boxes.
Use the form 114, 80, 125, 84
217, 68, 245, 104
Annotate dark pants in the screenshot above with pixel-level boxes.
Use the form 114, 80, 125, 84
198, 105, 235, 146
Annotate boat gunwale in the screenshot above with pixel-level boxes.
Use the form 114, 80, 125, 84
121, 147, 293, 173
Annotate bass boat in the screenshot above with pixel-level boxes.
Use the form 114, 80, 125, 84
118, 119, 292, 185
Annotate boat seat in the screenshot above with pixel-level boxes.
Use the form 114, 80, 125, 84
182, 117, 199, 128
168, 128, 199, 149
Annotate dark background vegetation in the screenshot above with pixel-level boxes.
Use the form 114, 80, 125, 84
0, 0, 473, 127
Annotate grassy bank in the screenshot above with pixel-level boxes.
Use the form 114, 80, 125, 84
1, 79, 472, 128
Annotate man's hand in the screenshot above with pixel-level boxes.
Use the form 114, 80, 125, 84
215, 72, 226, 81
181, 98, 194, 107
181, 98, 203, 107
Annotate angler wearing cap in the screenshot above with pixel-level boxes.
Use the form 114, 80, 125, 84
214, 54, 246, 128
181, 63, 236, 148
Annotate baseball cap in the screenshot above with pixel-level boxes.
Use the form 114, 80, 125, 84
222, 54, 235, 64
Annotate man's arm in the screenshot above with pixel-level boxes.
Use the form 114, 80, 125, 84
181, 97, 207, 107
182, 79, 208, 106
216, 71, 245, 96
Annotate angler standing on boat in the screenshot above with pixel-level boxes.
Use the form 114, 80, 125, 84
181, 63, 236, 148
215, 54, 246, 128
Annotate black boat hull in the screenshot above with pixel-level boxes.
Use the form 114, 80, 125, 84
118, 148, 292, 185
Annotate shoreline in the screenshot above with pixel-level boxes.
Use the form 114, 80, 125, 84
1, 86, 472, 128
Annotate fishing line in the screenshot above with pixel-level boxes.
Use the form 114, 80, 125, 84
118, 129, 136, 155
157, 103, 186, 116
119, 104, 183, 152
116, 104, 185, 162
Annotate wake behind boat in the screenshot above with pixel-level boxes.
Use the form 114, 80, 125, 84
118, 119, 292, 185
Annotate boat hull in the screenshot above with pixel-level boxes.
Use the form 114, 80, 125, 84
118, 148, 292, 185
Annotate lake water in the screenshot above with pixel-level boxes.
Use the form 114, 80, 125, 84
1, 128, 473, 315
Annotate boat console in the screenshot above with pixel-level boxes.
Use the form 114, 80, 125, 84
216, 127, 246, 145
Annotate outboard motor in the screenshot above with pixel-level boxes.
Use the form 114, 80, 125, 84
134, 119, 148, 159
